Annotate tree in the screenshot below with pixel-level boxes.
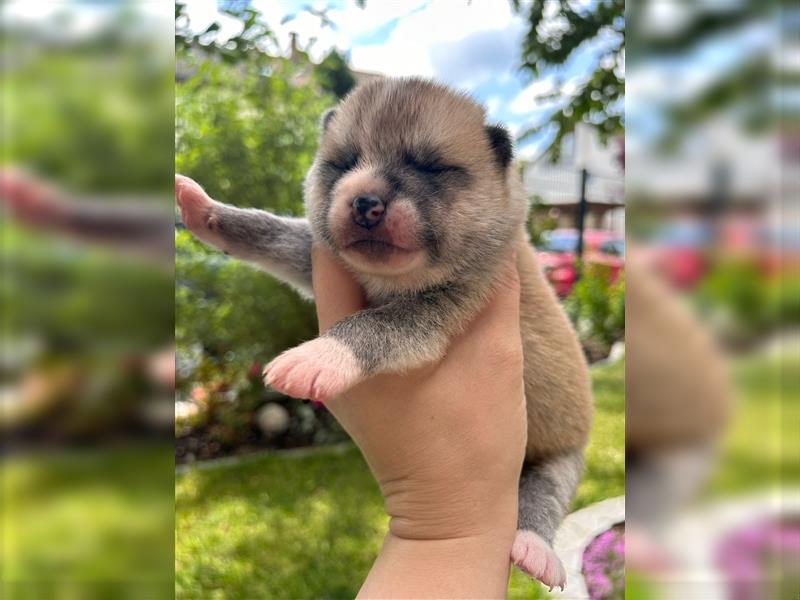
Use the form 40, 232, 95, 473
315, 49, 357, 99
175, 1, 278, 63
626, 2, 773, 150
511, 0, 624, 160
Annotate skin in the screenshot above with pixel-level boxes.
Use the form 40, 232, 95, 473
312, 246, 527, 599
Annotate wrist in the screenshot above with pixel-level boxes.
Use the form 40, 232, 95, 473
358, 530, 515, 599
380, 475, 519, 542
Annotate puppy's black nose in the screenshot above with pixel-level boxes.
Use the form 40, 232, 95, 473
351, 194, 385, 229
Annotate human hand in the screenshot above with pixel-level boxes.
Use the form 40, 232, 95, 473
311, 246, 526, 598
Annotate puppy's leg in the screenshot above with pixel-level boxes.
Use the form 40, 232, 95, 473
512, 449, 584, 590
175, 175, 313, 297
0, 169, 173, 263
264, 281, 481, 402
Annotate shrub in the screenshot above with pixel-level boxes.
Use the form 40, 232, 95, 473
175, 51, 342, 456
565, 264, 625, 359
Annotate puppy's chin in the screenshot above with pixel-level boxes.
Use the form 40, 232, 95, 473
340, 242, 426, 277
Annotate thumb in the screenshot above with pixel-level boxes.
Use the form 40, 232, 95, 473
311, 245, 366, 333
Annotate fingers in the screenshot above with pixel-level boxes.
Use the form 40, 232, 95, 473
311, 245, 365, 333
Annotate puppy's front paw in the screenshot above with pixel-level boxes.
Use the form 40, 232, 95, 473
511, 529, 567, 591
263, 338, 362, 403
175, 175, 225, 246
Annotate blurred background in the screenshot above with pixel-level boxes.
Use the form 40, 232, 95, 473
173, 1, 624, 599
625, 2, 799, 600
1, 2, 175, 599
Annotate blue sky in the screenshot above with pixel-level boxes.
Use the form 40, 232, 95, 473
182, 0, 613, 159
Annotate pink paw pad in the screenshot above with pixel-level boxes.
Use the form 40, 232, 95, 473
263, 338, 361, 403
511, 529, 567, 591
175, 175, 217, 236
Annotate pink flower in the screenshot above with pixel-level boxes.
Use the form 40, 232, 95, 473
582, 525, 625, 600
190, 385, 208, 403
716, 518, 800, 600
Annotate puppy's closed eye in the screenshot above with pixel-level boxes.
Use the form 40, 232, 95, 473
403, 152, 462, 176
325, 154, 360, 172
324, 143, 360, 172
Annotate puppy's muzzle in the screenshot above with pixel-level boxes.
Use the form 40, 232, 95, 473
351, 194, 385, 229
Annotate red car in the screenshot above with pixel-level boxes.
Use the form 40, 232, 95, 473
536, 229, 624, 297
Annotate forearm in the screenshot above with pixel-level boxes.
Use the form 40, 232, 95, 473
175, 176, 314, 296
357, 474, 519, 599
207, 205, 313, 292
323, 280, 480, 377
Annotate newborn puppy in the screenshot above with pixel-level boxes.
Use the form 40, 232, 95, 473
176, 77, 592, 590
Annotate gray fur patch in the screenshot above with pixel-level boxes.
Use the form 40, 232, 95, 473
517, 450, 584, 544
210, 204, 314, 298
324, 279, 473, 375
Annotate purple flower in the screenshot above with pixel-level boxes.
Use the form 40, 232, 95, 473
715, 517, 800, 600
582, 523, 625, 600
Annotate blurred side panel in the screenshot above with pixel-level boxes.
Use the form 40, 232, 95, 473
1, 2, 175, 598
626, 1, 799, 598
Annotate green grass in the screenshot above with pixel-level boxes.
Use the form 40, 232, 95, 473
176, 447, 386, 599
707, 351, 800, 494
176, 360, 625, 600
2, 445, 175, 600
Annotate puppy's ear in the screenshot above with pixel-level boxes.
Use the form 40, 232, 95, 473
321, 108, 337, 133
485, 125, 513, 169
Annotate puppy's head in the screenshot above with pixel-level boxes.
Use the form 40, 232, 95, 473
305, 77, 524, 293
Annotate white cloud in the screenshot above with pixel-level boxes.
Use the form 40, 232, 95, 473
183, 0, 244, 43
325, 0, 430, 35
348, 0, 524, 82
3, 1, 173, 41
253, 0, 430, 61
183, 0, 524, 82
509, 77, 557, 114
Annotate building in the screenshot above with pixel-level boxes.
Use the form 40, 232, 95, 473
524, 124, 625, 234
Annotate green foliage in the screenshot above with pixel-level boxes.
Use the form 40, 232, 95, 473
176, 57, 331, 213
526, 195, 559, 247
175, 2, 278, 64
175, 38, 341, 449
176, 233, 317, 365
174, 49, 332, 373
2, 36, 173, 194
176, 361, 625, 599
315, 49, 357, 99
625, 3, 774, 150
174, 46, 333, 365
2, 8, 174, 366
2, 227, 173, 354
693, 260, 796, 344
565, 265, 625, 353
510, 0, 624, 160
